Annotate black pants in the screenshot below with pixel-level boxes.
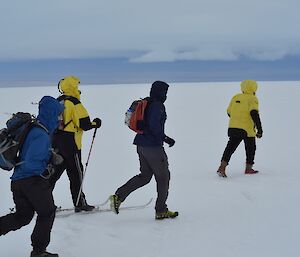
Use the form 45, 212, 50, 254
0, 177, 56, 253
49, 151, 88, 207
49, 131, 87, 207
222, 136, 256, 164
116, 146, 170, 213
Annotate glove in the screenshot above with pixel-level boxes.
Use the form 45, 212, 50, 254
256, 129, 263, 138
41, 164, 55, 179
93, 118, 102, 128
164, 136, 175, 147
256, 132, 263, 138
51, 149, 64, 165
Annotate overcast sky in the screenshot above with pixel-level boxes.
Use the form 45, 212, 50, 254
0, 0, 299, 63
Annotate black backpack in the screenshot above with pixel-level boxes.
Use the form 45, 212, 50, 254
0, 112, 46, 171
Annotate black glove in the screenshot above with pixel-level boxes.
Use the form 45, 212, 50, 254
41, 164, 55, 179
93, 118, 102, 128
256, 130, 263, 138
164, 136, 175, 147
50, 149, 64, 165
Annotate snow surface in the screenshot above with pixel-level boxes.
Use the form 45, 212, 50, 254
0, 81, 299, 257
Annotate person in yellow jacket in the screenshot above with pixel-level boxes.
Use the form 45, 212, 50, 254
217, 80, 263, 178
49, 76, 102, 212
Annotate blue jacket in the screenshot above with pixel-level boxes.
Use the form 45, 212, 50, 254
11, 96, 64, 181
133, 81, 169, 147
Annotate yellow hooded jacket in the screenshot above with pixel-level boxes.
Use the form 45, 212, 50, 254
58, 76, 97, 150
227, 80, 259, 137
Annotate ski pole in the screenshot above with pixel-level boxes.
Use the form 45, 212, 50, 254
75, 127, 98, 207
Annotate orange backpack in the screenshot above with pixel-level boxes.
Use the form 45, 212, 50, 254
125, 98, 149, 134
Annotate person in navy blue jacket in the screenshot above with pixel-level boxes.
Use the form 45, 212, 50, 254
110, 81, 179, 220
0, 96, 64, 257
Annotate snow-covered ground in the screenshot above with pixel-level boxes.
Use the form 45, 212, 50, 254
0, 81, 299, 257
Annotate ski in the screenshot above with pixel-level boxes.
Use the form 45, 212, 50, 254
55, 198, 153, 218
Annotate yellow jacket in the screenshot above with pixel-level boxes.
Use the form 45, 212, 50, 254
227, 80, 259, 137
58, 76, 97, 150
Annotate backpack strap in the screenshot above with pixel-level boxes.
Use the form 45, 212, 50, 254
15, 120, 48, 165
57, 95, 76, 130
63, 120, 72, 129
34, 120, 49, 134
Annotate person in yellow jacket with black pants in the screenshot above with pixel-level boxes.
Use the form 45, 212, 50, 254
217, 80, 263, 178
49, 76, 102, 212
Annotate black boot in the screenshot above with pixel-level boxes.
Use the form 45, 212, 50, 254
30, 250, 59, 257
74, 204, 95, 213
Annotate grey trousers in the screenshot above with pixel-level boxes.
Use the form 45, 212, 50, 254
116, 146, 170, 213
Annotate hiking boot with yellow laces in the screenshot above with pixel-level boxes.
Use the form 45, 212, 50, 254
110, 194, 122, 214
155, 209, 179, 220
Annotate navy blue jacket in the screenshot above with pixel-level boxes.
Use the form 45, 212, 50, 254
133, 81, 169, 147
11, 96, 64, 181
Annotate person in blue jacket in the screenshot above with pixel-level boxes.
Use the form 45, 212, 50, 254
110, 81, 179, 220
0, 96, 64, 257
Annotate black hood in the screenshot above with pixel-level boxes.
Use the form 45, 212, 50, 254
150, 81, 169, 103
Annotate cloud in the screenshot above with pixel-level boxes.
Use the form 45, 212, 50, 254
130, 47, 239, 62
0, 0, 300, 62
